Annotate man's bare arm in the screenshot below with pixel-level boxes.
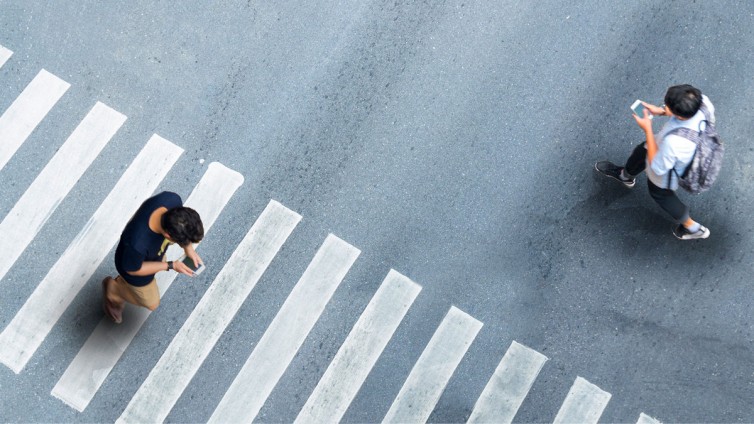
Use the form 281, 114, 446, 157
127, 260, 194, 277
127, 261, 171, 276
633, 109, 657, 162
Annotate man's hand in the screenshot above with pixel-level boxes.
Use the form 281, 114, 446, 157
642, 101, 665, 116
172, 260, 196, 277
633, 108, 654, 133
183, 244, 203, 269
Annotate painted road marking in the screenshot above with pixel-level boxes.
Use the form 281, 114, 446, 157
51, 162, 243, 412
383, 306, 482, 424
553, 376, 612, 424
0, 69, 70, 170
468, 341, 548, 423
208, 234, 361, 424
0, 135, 182, 374
637, 412, 662, 424
295, 269, 422, 424
0, 102, 126, 283
0, 45, 12, 68
116, 200, 301, 424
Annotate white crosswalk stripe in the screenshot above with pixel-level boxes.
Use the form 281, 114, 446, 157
553, 376, 612, 424
383, 306, 482, 424
0, 69, 70, 171
117, 200, 301, 424
209, 234, 361, 424
0, 101, 126, 284
0, 135, 183, 374
468, 340, 549, 423
637, 412, 662, 424
295, 269, 422, 424
51, 162, 243, 412
0, 45, 12, 68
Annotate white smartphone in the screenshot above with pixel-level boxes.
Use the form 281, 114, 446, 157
178, 255, 205, 275
631, 100, 653, 120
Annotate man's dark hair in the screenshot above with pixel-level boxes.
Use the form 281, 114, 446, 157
664, 84, 702, 119
161, 207, 203, 247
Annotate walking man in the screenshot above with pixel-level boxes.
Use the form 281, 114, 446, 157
595, 84, 715, 240
103, 191, 204, 323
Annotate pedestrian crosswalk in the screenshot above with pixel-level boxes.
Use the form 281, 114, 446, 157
51, 162, 244, 412
385, 306, 482, 424
119, 200, 301, 423
468, 341, 548, 423
209, 234, 360, 424
0, 45, 12, 69
553, 376, 613, 424
296, 270, 422, 424
0, 134, 182, 374
0, 43, 663, 423
0, 102, 125, 284
0, 69, 69, 171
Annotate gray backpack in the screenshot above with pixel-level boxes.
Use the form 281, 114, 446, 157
669, 104, 724, 194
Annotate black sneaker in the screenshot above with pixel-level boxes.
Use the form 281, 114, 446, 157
673, 224, 710, 240
595, 161, 635, 188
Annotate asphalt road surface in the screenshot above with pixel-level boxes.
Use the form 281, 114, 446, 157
1, 1, 753, 422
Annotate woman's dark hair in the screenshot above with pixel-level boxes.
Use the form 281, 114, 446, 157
664, 84, 702, 119
161, 207, 203, 247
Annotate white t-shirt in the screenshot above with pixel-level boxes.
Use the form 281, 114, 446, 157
646, 95, 715, 190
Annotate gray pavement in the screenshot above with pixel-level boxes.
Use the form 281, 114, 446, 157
1, 1, 753, 422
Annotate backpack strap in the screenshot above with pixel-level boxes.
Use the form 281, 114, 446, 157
699, 103, 710, 121
666, 126, 700, 185
681, 103, 710, 130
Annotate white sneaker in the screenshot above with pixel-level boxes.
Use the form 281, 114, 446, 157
673, 224, 710, 240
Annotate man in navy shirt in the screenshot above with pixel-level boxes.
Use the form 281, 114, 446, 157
103, 191, 204, 323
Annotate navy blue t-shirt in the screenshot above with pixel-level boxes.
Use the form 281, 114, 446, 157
115, 191, 182, 286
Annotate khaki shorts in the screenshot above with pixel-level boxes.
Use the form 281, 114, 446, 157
115, 275, 160, 309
